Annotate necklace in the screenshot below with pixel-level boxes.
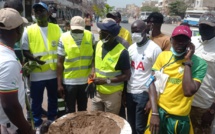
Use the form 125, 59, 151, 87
137, 38, 149, 47
161, 55, 183, 69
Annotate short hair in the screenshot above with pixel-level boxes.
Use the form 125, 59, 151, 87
4, 0, 23, 14
146, 12, 164, 23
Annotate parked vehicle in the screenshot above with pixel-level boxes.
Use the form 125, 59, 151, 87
183, 9, 208, 27
121, 16, 128, 23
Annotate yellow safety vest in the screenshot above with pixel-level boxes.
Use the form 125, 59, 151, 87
95, 41, 125, 94
61, 30, 93, 83
27, 23, 61, 73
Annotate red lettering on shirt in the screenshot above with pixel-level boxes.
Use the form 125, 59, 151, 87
131, 61, 145, 70
131, 61, 135, 68
136, 62, 144, 70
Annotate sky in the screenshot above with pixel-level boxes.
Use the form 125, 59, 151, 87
107, 0, 144, 8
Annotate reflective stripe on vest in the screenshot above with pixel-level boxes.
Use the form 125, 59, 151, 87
27, 23, 61, 73
95, 41, 125, 94
62, 30, 93, 83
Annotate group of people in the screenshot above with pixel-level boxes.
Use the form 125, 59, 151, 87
0, 1, 215, 134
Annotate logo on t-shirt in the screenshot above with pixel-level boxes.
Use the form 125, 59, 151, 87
178, 66, 184, 74
52, 41, 57, 47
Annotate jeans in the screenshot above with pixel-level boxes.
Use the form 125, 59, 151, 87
64, 84, 88, 113
126, 91, 149, 134
30, 78, 58, 127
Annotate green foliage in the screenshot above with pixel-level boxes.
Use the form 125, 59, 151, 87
92, 3, 114, 17
22, 61, 41, 77
168, 1, 187, 18
141, 6, 159, 12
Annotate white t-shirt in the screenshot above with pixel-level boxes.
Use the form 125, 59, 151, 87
0, 45, 25, 126
127, 40, 162, 94
192, 36, 215, 109
21, 26, 62, 81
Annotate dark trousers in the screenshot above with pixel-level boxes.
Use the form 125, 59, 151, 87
64, 84, 88, 113
30, 78, 58, 127
126, 91, 149, 134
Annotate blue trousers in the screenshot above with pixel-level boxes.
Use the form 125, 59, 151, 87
126, 91, 149, 134
30, 78, 58, 127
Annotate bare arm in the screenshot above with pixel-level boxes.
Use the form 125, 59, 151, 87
148, 71, 160, 134
57, 55, 65, 98
0, 93, 34, 134
93, 69, 131, 85
23, 50, 45, 65
182, 64, 201, 97
182, 42, 201, 97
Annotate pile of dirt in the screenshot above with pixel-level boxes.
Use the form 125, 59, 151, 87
48, 111, 125, 134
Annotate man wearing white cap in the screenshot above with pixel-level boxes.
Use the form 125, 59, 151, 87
21, 2, 61, 132
0, 8, 35, 134
57, 16, 94, 113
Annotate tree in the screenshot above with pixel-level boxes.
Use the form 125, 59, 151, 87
168, 1, 187, 18
141, 6, 159, 12
93, 3, 114, 17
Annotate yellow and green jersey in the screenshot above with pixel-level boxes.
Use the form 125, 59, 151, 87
152, 51, 207, 116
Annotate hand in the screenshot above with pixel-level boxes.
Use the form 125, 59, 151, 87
93, 77, 107, 85
58, 85, 65, 99
150, 114, 160, 134
184, 42, 195, 61
144, 101, 151, 114
35, 56, 46, 65
88, 73, 95, 79
85, 82, 97, 99
201, 109, 214, 127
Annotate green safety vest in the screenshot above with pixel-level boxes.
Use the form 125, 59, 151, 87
27, 23, 61, 73
95, 41, 125, 94
61, 30, 93, 83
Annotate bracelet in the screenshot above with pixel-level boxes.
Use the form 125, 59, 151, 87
151, 112, 159, 116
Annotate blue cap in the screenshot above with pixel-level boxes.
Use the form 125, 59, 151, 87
97, 20, 120, 36
33, 2, 48, 11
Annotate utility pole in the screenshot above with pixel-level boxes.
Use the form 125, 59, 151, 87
24, 0, 33, 22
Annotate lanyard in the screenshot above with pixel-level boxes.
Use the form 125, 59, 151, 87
161, 54, 182, 69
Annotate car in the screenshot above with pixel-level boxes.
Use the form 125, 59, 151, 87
121, 16, 128, 23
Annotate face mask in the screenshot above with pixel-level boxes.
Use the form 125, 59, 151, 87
132, 33, 143, 43
32, 15, 37, 23
101, 38, 109, 44
170, 47, 186, 57
101, 34, 110, 44
51, 13, 57, 18
71, 33, 83, 40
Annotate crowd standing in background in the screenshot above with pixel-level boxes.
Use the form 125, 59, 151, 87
145, 12, 171, 51
0, 0, 215, 133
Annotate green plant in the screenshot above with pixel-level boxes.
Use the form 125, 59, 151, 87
22, 61, 41, 77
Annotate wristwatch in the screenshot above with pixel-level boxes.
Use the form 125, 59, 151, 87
182, 61, 193, 67
106, 78, 111, 84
